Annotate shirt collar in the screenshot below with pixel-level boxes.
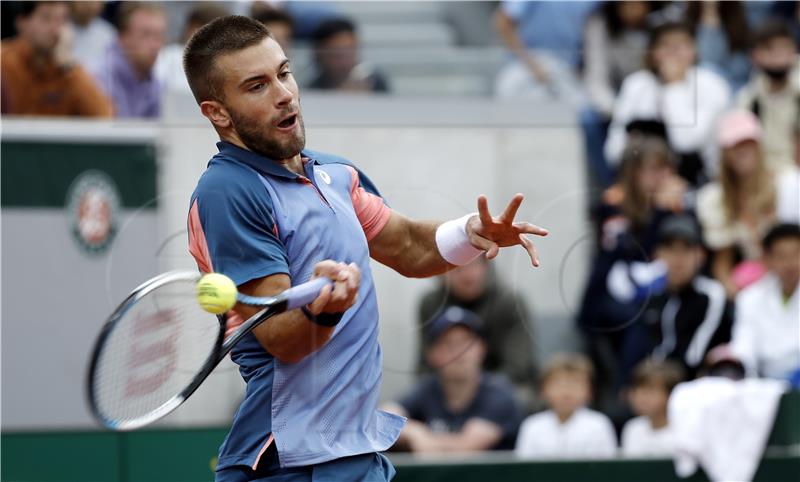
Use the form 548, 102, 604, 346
216, 141, 317, 179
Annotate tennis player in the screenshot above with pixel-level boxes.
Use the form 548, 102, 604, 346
184, 16, 548, 482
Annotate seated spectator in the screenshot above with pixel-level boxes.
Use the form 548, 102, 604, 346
418, 256, 537, 410
154, 2, 228, 94
578, 136, 686, 407
685, 1, 752, 91
1, 1, 112, 116
731, 223, 800, 379
776, 123, 800, 222
697, 110, 797, 298
69, 1, 114, 72
581, 0, 654, 189
253, 7, 294, 52
621, 358, 684, 457
737, 20, 800, 172
493, 0, 597, 105
623, 215, 732, 380
309, 17, 389, 93
93, 1, 166, 118
385, 307, 523, 453
515, 353, 617, 459
604, 21, 731, 186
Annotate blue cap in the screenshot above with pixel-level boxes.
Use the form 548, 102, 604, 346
425, 306, 484, 344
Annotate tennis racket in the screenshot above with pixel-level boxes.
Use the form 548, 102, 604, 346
87, 271, 331, 431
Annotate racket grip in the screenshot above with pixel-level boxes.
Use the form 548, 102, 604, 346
284, 277, 332, 310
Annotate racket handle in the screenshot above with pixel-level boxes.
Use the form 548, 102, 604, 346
284, 277, 332, 310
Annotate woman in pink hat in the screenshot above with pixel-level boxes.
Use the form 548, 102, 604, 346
697, 110, 776, 298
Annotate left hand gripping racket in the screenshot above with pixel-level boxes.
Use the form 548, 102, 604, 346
87, 271, 330, 431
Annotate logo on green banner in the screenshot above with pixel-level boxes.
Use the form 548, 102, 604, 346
66, 170, 121, 255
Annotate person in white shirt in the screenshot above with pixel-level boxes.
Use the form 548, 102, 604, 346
515, 353, 617, 459
604, 21, 731, 186
621, 358, 685, 457
68, 1, 115, 72
731, 223, 800, 379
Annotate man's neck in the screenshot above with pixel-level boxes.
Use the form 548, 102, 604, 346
222, 136, 304, 175
441, 373, 481, 414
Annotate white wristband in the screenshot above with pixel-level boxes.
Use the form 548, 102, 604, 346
435, 213, 484, 265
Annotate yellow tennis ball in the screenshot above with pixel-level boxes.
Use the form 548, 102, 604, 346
196, 273, 237, 314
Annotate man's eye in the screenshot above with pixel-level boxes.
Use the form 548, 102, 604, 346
250, 83, 265, 92
279, 70, 292, 79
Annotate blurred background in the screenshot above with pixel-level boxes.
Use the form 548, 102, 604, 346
1, 1, 799, 481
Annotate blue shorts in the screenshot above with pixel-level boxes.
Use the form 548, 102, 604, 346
215, 448, 395, 482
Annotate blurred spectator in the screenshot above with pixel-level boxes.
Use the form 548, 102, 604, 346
1, 1, 112, 116
696, 110, 796, 298
701, 344, 746, 380
685, 1, 752, 92
621, 358, 684, 457
93, 1, 166, 118
386, 307, 523, 452
581, 1, 654, 191
69, 1, 114, 72
776, 123, 800, 222
737, 20, 800, 172
730, 223, 800, 379
309, 17, 389, 93
493, 0, 597, 105
625, 215, 732, 381
604, 21, 731, 186
253, 7, 294, 52
154, 3, 228, 94
418, 256, 537, 410
515, 353, 617, 459
578, 136, 686, 407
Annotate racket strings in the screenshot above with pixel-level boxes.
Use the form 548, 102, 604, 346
92, 278, 220, 427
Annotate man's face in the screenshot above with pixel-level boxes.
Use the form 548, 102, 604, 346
17, 2, 68, 53
426, 326, 485, 382
753, 37, 797, 77
317, 31, 359, 83
766, 238, 800, 294
445, 257, 488, 302
119, 9, 166, 74
212, 37, 305, 160
656, 240, 704, 290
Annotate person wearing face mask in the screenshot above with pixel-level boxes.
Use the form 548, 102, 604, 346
737, 20, 800, 172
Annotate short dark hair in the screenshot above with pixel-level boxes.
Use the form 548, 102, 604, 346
16, 1, 65, 18
763, 223, 800, 252
753, 19, 795, 48
116, 1, 165, 33
183, 15, 272, 104
312, 17, 356, 48
253, 8, 294, 30
631, 358, 685, 393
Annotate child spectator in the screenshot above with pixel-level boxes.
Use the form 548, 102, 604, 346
604, 21, 731, 186
515, 353, 617, 459
697, 110, 786, 298
92, 1, 166, 118
731, 223, 800, 379
624, 215, 733, 380
621, 359, 685, 457
385, 307, 523, 453
736, 20, 799, 171
1, 1, 112, 116
309, 17, 389, 93
685, 1, 752, 91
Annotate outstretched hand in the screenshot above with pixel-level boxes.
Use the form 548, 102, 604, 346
466, 194, 549, 266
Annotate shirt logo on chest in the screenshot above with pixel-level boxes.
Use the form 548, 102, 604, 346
317, 169, 332, 185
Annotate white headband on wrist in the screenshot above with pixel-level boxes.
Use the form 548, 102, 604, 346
435, 213, 484, 265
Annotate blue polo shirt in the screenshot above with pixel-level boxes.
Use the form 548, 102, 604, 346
187, 141, 405, 471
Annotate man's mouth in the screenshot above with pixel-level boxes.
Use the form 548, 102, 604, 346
276, 113, 298, 130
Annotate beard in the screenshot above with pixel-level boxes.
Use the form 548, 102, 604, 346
229, 107, 306, 160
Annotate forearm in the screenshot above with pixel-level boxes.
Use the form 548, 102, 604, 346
370, 215, 453, 278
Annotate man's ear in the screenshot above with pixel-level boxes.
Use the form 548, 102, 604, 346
200, 100, 232, 129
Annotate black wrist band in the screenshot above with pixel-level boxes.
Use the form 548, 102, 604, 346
301, 306, 344, 327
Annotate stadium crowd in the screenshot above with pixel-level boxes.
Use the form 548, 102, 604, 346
2, 0, 798, 460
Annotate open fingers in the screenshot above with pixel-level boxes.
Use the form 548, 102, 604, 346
519, 234, 540, 267
468, 231, 499, 260
476, 195, 493, 226
513, 221, 549, 237
499, 193, 524, 223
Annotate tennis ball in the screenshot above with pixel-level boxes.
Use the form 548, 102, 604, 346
196, 273, 237, 314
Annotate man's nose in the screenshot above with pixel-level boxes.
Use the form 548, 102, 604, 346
275, 81, 294, 107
